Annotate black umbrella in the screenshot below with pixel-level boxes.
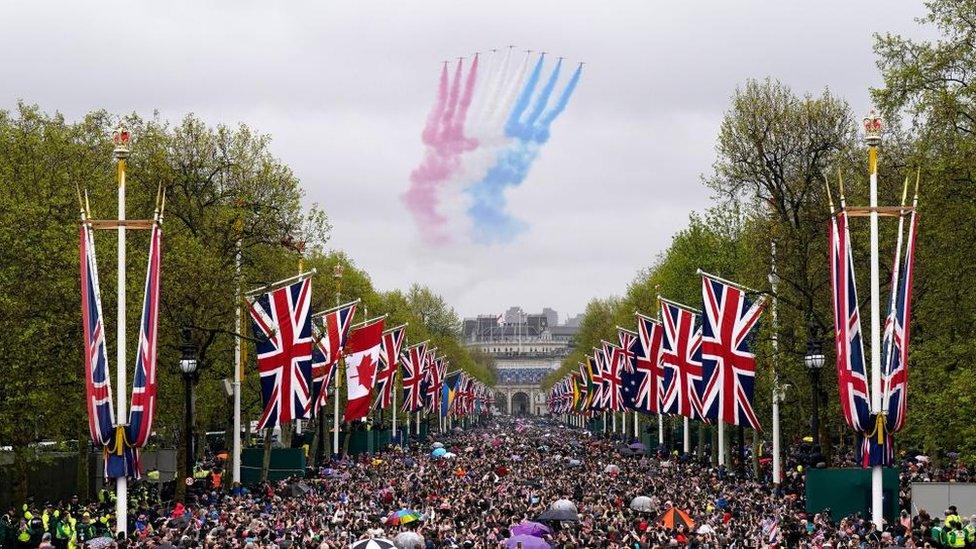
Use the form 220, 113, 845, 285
537, 508, 579, 522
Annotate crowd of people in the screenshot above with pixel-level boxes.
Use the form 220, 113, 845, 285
1, 417, 970, 548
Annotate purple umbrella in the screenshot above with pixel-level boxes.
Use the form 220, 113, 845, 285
510, 521, 552, 538
505, 535, 552, 549
629, 442, 646, 451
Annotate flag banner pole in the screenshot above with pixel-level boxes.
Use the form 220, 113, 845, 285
696, 269, 761, 295
867, 116, 883, 530
350, 314, 388, 330
245, 269, 317, 298
658, 415, 664, 446
718, 421, 725, 467
312, 298, 362, 319
658, 295, 702, 315
115, 131, 129, 536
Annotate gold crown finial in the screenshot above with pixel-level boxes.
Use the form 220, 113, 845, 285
112, 124, 131, 159
863, 109, 882, 147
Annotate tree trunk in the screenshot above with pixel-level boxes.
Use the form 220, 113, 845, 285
280, 421, 293, 449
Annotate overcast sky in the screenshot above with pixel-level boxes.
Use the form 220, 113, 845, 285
2, 1, 929, 321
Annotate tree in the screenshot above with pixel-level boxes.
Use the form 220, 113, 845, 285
874, 0, 976, 456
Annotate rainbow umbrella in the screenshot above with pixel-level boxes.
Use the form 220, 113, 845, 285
386, 509, 423, 526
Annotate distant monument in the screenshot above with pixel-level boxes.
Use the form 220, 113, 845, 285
463, 307, 579, 415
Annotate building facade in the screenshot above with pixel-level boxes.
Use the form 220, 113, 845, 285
464, 308, 578, 416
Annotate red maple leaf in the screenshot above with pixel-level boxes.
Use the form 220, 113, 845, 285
355, 354, 376, 389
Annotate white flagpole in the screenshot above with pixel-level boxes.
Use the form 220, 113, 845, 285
112, 127, 130, 536
718, 421, 725, 466
392, 381, 398, 443
866, 112, 884, 529
232, 231, 242, 485
633, 411, 638, 439
658, 415, 664, 446
770, 240, 782, 487
333, 371, 340, 455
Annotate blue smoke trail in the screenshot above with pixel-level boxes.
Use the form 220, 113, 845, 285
504, 56, 545, 137
467, 60, 582, 244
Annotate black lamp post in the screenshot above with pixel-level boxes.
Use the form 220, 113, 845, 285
179, 328, 199, 482
804, 328, 826, 448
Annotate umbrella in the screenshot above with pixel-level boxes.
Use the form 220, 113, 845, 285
495, 465, 509, 476
629, 442, 646, 452
431, 448, 447, 458
550, 499, 577, 512
385, 510, 423, 526
511, 521, 552, 538
443, 452, 456, 458
568, 459, 581, 467
629, 496, 653, 513
658, 507, 695, 530
697, 524, 715, 534
350, 539, 396, 549
393, 531, 425, 549
604, 464, 620, 474
431, 442, 445, 449
504, 535, 551, 549
537, 507, 579, 522
85, 538, 115, 549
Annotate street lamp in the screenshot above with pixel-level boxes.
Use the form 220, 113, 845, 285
179, 328, 199, 486
804, 327, 826, 449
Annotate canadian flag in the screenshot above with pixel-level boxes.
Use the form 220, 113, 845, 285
343, 317, 385, 422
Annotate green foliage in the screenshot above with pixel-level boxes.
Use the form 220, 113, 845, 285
0, 105, 490, 499
873, 0, 976, 458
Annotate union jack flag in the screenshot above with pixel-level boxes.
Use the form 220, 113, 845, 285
400, 341, 428, 412
699, 274, 766, 430
829, 210, 871, 433
80, 217, 115, 447
125, 217, 162, 449
882, 206, 919, 434
425, 355, 446, 413
601, 341, 625, 411
659, 298, 704, 420
586, 354, 605, 411
248, 277, 313, 429
308, 300, 358, 416
636, 313, 663, 414
576, 363, 590, 412
620, 324, 658, 415
375, 325, 406, 410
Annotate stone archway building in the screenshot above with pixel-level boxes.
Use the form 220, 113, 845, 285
463, 309, 580, 416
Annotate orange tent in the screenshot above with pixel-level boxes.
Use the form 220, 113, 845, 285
657, 507, 695, 530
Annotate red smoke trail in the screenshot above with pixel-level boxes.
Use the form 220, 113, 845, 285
403, 57, 481, 245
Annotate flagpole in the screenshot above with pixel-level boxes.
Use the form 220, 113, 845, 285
718, 420, 725, 467
392, 375, 398, 444
866, 110, 883, 530
770, 239, 782, 487
232, 216, 243, 485
633, 411, 638, 439
658, 415, 664, 446
113, 125, 129, 536
332, 264, 343, 458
